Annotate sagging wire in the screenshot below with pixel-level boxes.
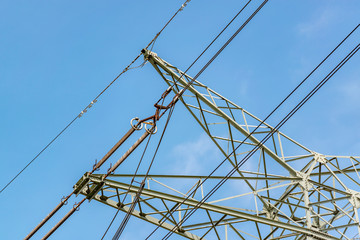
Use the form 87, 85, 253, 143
148, 29, 360, 239
101, 92, 170, 240
35, 64, 181, 240
143, 13, 359, 240
23, 0, 193, 239
161, 41, 360, 240
1, 0, 192, 196
143, 1, 272, 238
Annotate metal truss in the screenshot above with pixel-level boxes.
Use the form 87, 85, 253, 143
74, 50, 360, 239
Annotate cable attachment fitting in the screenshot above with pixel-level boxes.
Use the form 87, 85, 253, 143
78, 99, 98, 118
92, 159, 100, 172
61, 196, 68, 205
78, 110, 86, 118
179, 0, 191, 11
107, 163, 113, 175
88, 99, 97, 108
173, 89, 185, 103
144, 122, 157, 134
73, 203, 81, 211
161, 86, 173, 98
130, 117, 144, 130
141, 49, 157, 60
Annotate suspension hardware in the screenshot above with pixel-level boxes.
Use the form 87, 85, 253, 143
130, 117, 143, 130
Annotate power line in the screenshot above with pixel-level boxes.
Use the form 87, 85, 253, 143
19, 0, 358, 238
161, 41, 360, 240
104, 1, 260, 236
102, 95, 169, 239
0, 0, 192, 196
99, 1, 257, 235
22, 1, 194, 239
144, 23, 360, 239
111, 106, 176, 240
143, 0, 270, 237
100, 131, 154, 240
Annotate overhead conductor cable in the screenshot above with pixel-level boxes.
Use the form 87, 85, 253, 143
24, 0, 192, 239
103, 0, 255, 238
159, 36, 360, 240
145, 21, 360, 240
0, 0, 192, 195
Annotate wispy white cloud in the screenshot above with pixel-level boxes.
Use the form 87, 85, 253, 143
339, 80, 360, 103
330, 72, 360, 116
171, 134, 220, 175
237, 78, 249, 97
297, 8, 335, 36
326, 74, 360, 155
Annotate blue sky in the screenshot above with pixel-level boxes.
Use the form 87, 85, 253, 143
0, 0, 360, 239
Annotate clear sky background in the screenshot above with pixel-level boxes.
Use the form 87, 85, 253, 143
0, 0, 359, 239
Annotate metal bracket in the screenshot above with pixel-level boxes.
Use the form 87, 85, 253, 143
73, 173, 91, 195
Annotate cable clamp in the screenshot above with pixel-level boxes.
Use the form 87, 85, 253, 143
145, 124, 157, 134
73, 203, 81, 211
131, 117, 143, 130
179, 0, 191, 11
92, 159, 100, 172
61, 196, 68, 205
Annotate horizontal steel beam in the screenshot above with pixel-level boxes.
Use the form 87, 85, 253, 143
103, 174, 301, 181
82, 175, 337, 240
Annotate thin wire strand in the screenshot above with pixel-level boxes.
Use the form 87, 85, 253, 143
167, 0, 252, 90
131, 0, 254, 165
100, 132, 154, 240
145, 22, 360, 240
161, 42, 360, 240
101, 91, 170, 239
112, 105, 175, 239
149, 0, 264, 125
144, 0, 269, 237
0, 0, 192, 195
104, 1, 257, 235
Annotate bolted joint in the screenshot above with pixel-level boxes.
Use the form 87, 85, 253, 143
297, 171, 311, 191
314, 153, 327, 164
141, 49, 157, 60
348, 189, 360, 208
177, 227, 185, 233
73, 172, 91, 195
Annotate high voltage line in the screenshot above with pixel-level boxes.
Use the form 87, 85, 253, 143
144, 22, 360, 240
26, 0, 271, 238
0, 0, 192, 196
8, 1, 359, 239
103, 1, 258, 237
160, 37, 360, 240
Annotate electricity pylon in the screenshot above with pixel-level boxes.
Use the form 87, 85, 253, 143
74, 50, 360, 239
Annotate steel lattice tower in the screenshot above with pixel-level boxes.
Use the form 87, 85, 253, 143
73, 50, 360, 239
